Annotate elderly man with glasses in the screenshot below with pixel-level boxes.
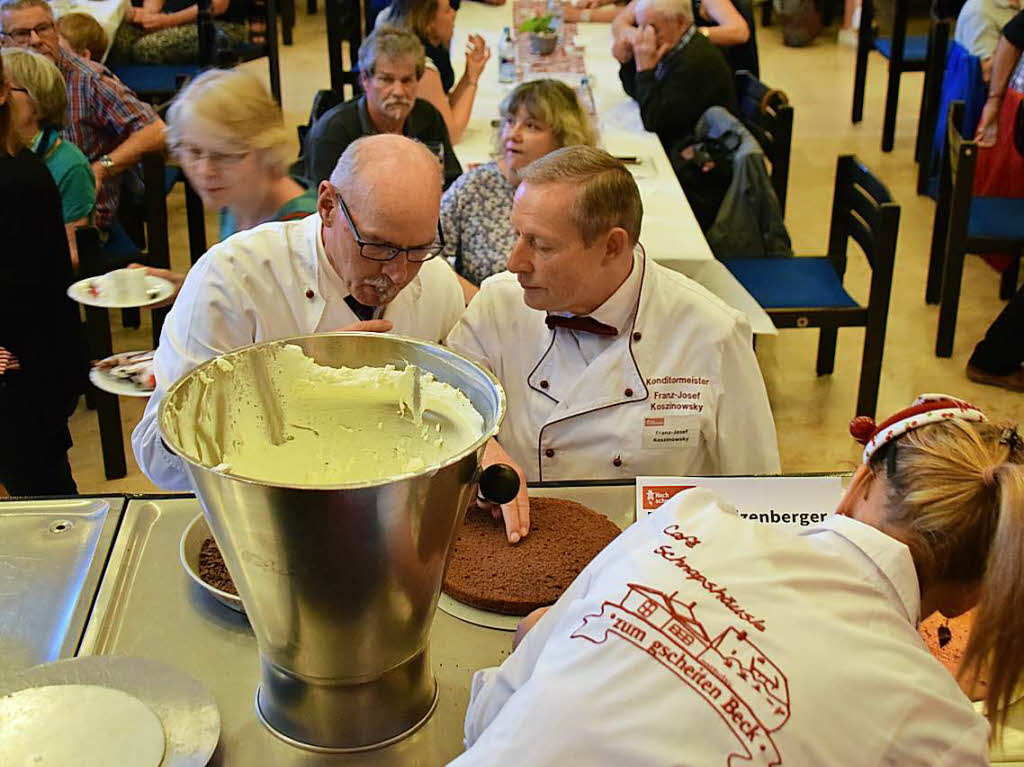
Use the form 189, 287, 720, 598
0, 0, 165, 232
132, 134, 466, 491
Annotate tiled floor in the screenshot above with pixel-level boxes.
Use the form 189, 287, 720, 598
64, 11, 1024, 495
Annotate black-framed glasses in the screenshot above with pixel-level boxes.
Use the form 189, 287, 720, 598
2, 21, 56, 43
335, 191, 444, 263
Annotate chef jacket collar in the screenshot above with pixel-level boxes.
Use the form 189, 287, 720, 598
549, 250, 642, 336
805, 514, 922, 626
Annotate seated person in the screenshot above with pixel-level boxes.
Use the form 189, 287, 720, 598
167, 68, 317, 240
955, 0, 1021, 79
602, 0, 758, 75
0, 52, 87, 496
304, 25, 462, 189
441, 79, 597, 287
451, 395, 1021, 766
615, 0, 737, 153
446, 146, 779, 487
0, 0, 166, 232
2, 47, 94, 268
56, 11, 108, 61
109, 0, 248, 65
132, 134, 466, 491
385, 0, 489, 142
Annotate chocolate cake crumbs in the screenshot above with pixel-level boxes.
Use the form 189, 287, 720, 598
443, 496, 620, 616
198, 537, 237, 596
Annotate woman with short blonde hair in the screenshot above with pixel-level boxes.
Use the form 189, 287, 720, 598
167, 68, 317, 239
2, 47, 94, 266
440, 79, 597, 288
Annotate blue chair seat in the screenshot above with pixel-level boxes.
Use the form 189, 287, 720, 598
102, 220, 141, 263
164, 166, 183, 194
111, 65, 201, 97
874, 35, 928, 63
724, 257, 859, 309
968, 197, 1024, 241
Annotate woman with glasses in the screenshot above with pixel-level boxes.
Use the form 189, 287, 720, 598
167, 67, 317, 241
441, 80, 597, 287
1, 47, 94, 268
0, 51, 87, 496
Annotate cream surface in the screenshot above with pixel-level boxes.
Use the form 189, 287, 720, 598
163, 343, 485, 485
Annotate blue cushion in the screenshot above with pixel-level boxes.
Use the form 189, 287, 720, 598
102, 221, 141, 262
164, 166, 183, 194
724, 257, 859, 309
874, 35, 928, 63
111, 65, 200, 96
969, 198, 1024, 241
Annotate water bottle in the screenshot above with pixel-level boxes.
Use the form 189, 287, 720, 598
498, 26, 516, 84
578, 76, 597, 116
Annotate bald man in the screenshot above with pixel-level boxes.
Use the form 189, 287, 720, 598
132, 134, 465, 491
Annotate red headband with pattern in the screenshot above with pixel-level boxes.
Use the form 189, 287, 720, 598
849, 394, 987, 464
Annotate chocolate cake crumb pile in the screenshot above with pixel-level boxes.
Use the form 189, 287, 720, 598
443, 496, 620, 616
198, 537, 237, 596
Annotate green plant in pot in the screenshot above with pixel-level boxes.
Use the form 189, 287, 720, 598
519, 15, 558, 56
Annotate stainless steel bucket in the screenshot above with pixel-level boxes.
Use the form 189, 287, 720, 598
158, 333, 514, 751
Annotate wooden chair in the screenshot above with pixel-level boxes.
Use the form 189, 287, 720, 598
325, 0, 369, 98
724, 155, 900, 418
915, 9, 952, 194
927, 101, 1024, 357
735, 70, 793, 215
851, 0, 928, 152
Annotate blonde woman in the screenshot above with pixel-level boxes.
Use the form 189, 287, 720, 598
2, 47, 94, 267
167, 68, 317, 241
440, 79, 597, 287
453, 395, 1024, 766
386, 0, 489, 143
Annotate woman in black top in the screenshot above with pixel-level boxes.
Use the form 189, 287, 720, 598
0, 54, 87, 496
386, 0, 491, 142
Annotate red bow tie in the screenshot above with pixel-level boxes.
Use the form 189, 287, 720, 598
545, 315, 618, 336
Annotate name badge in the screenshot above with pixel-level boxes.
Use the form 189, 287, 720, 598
642, 414, 699, 450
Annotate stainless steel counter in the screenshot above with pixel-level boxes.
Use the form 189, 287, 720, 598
78, 484, 635, 766
0, 496, 124, 674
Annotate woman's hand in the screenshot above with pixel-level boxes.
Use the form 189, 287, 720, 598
464, 34, 491, 84
513, 606, 550, 650
975, 96, 1002, 148
128, 263, 184, 308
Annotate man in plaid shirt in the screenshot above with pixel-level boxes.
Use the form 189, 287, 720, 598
1, 0, 165, 229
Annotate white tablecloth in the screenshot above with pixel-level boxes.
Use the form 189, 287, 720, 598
452, 3, 776, 334
51, 0, 129, 62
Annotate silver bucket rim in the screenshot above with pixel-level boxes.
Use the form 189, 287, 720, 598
157, 331, 507, 491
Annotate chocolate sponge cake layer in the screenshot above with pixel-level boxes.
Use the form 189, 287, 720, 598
443, 496, 621, 616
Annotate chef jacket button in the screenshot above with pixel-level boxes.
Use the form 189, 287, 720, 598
540, 380, 549, 389
612, 456, 622, 467
624, 388, 634, 397
305, 289, 315, 299
632, 331, 642, 342
544, 448, 555, 458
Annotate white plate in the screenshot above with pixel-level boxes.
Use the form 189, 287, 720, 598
0, 655, 220, 767
180, 514, 245, 614
68, 273, 175, 309
437, 593, 521, 632
90, 349, 155, 397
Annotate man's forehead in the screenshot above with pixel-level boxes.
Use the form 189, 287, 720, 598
513, 182, 579, 235
1, 5, 50, 26
374, 55, 418, 77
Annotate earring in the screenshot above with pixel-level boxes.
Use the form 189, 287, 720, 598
937, 620, 952, 648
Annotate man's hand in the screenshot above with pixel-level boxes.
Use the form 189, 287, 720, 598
975, 96, 1002, 148
513, 606, 550, 650
133, 9, 172, 30
335, 319, 394, 333
612, 25, 638, 63
476, 438, 530, 544
634, 24, 671, 71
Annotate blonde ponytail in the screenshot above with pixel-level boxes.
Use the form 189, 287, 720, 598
872, 420, 1024, 733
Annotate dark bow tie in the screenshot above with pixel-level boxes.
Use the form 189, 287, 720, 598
545, 314, 618, 336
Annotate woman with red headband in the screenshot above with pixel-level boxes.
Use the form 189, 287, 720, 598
450, 394, 1023, 766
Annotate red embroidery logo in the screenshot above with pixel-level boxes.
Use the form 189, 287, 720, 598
572, 584, 790, 766
642, 485, 694, 510
645, 417, 665, 427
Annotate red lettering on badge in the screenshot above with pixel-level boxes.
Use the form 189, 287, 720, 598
642, 485, 693, 510
645, 417, 666, 427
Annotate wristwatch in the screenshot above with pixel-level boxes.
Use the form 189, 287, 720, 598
99, 154, 116, 173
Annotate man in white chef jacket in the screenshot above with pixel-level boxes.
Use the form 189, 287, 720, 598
445, 146, 780, 483
450, 487, 990, 766
132, 134, 465, 491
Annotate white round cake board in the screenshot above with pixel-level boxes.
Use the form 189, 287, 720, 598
437, 593, 522, 632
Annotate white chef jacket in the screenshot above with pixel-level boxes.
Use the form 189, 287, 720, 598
452, 488, 990, 767
131, 213, 465, 490
444, 253, 780, 481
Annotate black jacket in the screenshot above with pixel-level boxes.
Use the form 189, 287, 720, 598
304, 96, 463, 189
619, 30, 739, 154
